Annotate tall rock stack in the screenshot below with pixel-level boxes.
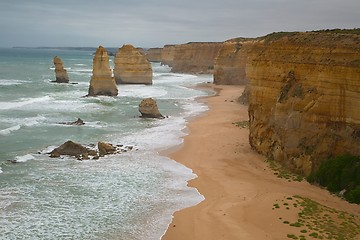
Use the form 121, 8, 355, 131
247, 32, 360, 175
53, 56, 69, 83
114, 44, 153, 85
88, 46, 118, 96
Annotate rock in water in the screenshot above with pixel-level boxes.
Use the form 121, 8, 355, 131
98, 142, 116, 156
114, 44, 153, 85
53, 56, 69, 83
88, 46, 118, 96
139, 98, 164, 119
50, 140, 90, 157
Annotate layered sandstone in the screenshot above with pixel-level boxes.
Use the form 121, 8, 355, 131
171, 42, 223, 74
88, 46, 118, 96
53, 56, 69, 83
145, 48, 162, 62
247, 32, 360, 175
160, 45, 176, 67
114, 44, 152, 85
213, 40, 255, 85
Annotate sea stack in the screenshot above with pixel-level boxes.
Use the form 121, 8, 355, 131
114, 44, 153, 85
88, 46, 118, 96
53, 56, 69, 83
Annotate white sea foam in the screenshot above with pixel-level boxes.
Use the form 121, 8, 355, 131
0, 115, 46, 136
0, 79, 29, 86
0, 96, 52, 110
119, 85, 168, 98
14, 154, 35, 162
0, 125, 21, 136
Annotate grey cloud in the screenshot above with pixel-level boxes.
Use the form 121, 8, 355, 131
0, 0, 359, 47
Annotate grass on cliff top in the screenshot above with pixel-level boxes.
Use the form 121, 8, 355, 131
307, 155, 360, 204
312, 28, 360, 35
273, 195, 360, 240
260, 28, 360, 44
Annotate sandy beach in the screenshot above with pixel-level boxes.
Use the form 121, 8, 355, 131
162, 84, 360, 240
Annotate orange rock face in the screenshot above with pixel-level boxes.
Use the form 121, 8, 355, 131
160, 45, 175, 67
247, 32, 360, 175
145, 48, 162, 62
171, 42, 223, 74
88, 46, 118, 96
114, 44, 152, 85
53, 56, 69, 83
213, 40, 255, 85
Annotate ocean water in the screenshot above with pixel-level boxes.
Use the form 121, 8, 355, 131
0, 48, 212, 239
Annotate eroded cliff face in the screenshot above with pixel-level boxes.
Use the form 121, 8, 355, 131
88, 46, 118, 96
247, 32, 360, 175
213, 40, 254, 85
114, 44, 152, 85
145, 48, 162, 62
160, 45, 175, 67
171, 42, 223, 74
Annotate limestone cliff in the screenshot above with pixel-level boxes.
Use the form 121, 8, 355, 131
114, 44, 152, 85
145, 48, 162, 62
171, 42, 223, 74
160, 45, 175, 67
88, 46, 118, 96
53, 56, 69, 83
213, 40, 255, 85
247, 32, 360, 175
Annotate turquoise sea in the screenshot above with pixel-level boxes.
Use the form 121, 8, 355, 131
0, 48, 212, 239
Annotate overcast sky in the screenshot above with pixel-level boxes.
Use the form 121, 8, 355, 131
0, 0, 359, 48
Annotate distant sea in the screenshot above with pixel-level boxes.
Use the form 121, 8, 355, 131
0, 48, 212, 239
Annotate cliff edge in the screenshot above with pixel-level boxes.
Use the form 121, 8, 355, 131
247, 31, 360, 175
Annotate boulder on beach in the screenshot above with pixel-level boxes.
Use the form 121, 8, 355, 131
53, 56, 69, 83
139, 98, 164, 119
88, 46, 118, 96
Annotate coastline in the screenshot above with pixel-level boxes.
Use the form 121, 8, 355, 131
161, 84, 360, 240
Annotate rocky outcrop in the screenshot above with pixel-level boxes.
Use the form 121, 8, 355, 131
53, 56, 69, 83
145, 48, 162, 62
139, 98, 164, 119
247, 32, 360, 175
58, 118, 85, 126
49, 140, 96, 159
213, 40, 255, 85
49, 140, 135, 160
171, 42, 223, 74
160, 45, 176, 67
114, 44, 153, 85
98, 141, 116, 156
88, 46, 118, 96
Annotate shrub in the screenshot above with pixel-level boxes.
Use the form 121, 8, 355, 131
307, 155, 360, 204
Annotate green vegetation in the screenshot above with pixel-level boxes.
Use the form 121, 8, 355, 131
265, 158, 304, 182
312, 28, 360, 35
232, 121, 249, 129
307, 155, 360, 204
273, 195, 360, 239
261, 31, 299, 44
